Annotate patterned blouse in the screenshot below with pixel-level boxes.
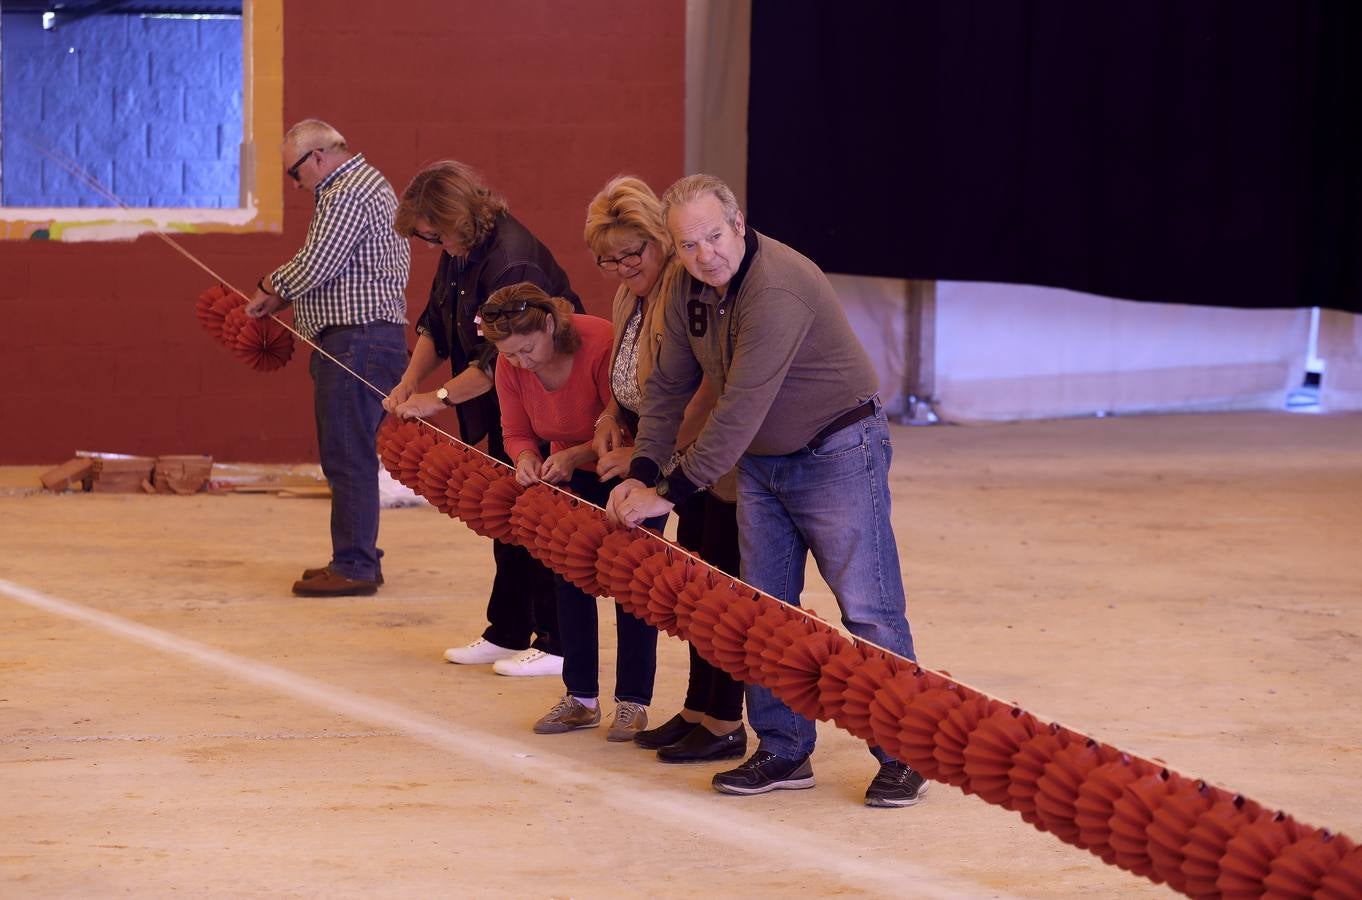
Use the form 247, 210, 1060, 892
610, 298, 645, 414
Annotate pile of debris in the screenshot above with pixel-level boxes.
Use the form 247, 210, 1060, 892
41, 453, 215, 495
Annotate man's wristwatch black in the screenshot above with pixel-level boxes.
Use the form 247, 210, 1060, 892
436, 386, 455, 407
654, 477, 672, 500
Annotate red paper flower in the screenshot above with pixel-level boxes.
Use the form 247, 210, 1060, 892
1316, 844, 1362, 900
1107, 771, 1185, 879
672, 569, 716, 642
817, 643, 872, 724
1007, 725, 1074, 827
961, 706, 1039, 806
933, 694, 999, 792
397, 432, 437, 490
742, 603, 802, 687
1145, 780, 1216, 893
689, 582, 742, 667
1261, 830, 1355, 899
867, 669, 931, 761
1181, 794, 1264, 898
232, 316, 295, 371
479, 471, 524, 541
564, 515, 616, 595
712, 594, 764, 680
417, 442, 465, 514
895, 686, 966, 781
1217, 812, 1310, 899
1035, 741, 1106, 846
624, 550, 676, 620
1074, 757, 1152, 863
840, 653, 905, 742
456, 457, 505, 535
646, 557, 697, 636
220, 305, 250, 347
770, 629, 850, 720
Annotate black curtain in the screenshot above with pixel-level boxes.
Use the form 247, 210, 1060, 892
747, 0, 1362, 314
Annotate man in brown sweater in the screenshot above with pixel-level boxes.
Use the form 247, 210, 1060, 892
606, 174, 925, 808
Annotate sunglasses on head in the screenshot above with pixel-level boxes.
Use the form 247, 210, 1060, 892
480, 299, 555, 322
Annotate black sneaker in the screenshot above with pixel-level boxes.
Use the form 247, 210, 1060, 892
864, 761, 929, 808
712, 750, 815, 795
634, 713, 698, 750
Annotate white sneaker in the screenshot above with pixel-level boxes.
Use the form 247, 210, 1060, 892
443, 638, 519, 665
492, 648, 565, 677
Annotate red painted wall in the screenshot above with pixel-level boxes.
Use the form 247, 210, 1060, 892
0, 0, 684, 463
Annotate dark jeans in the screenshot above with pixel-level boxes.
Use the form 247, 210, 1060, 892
557, 469, 658, 703
311, 323, 409, 582
674, 491, 745, 721
481, 425, 558, 654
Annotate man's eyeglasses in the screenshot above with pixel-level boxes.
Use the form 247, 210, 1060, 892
596, 241, 648, 272
480, 299, 554, 322
412, 229, 442, 245
286, 148, 317, 182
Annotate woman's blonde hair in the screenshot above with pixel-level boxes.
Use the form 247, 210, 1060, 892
585, 175, 683, 394
480, 282, 580, 355
583, 175, 673, 260
394, 160, 507, 251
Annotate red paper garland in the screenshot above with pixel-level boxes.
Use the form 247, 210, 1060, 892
368, 414, 1358, 897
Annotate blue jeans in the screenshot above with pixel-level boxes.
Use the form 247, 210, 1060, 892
310, 323, 409, 582
737, 405, 914, 763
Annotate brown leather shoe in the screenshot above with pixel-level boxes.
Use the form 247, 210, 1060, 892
292, 570, 379, 596
300, 566, 383, 585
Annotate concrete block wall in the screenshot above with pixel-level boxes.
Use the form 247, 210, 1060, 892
0, 1, 684, 463
1, 13, 242, 207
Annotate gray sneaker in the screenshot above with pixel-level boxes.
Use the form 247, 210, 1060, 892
606, 702, 649, 742
533, 695, 601, 734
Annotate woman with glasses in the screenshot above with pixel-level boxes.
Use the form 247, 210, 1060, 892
583, 176, 747, 763
385, 161, 581, 679
480, 283, 659, 740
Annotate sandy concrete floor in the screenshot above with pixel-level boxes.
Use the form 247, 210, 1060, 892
2, 411, 1359, 898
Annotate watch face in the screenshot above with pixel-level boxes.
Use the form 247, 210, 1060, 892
654, 478, 669, 498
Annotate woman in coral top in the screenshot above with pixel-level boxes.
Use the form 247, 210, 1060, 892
480, 282, 658, 739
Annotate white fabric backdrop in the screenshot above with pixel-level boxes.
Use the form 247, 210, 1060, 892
1319, 310, 1362, 411
929, 282, 1311, 421
831, 277, 1312, 422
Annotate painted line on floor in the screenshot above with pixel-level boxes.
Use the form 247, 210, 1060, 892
1, 577, 1009, 900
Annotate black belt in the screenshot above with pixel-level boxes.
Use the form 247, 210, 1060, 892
315, 322, 402, 340
315, 324, 365, 340
807, 398, 878, 450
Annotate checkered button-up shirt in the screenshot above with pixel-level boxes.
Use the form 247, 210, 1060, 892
269, 153, 409, 340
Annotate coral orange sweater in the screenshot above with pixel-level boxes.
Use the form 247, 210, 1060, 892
495, 315, 614, 469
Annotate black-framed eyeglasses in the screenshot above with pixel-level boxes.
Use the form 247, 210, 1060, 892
480, 299, 554, 322
286, 148, 316, 182
596, 241, 648, 272
412, 229, 442, 245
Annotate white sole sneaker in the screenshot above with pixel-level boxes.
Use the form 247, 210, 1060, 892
492, 648, 564, 677
444, 638, 519, 665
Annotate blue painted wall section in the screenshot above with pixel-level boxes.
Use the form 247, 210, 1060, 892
1, 13, 242, 208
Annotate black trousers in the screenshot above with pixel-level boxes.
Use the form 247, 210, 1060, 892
479, 426, 559, 654
674, 491, 745, 721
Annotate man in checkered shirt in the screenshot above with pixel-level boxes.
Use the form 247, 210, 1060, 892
246, 119, 410, 597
